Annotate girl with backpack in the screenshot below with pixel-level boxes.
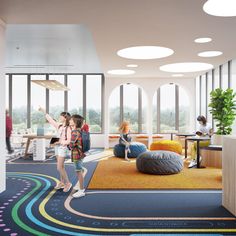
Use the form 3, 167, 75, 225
69, 114, 86, 198
39, 107, 72, 192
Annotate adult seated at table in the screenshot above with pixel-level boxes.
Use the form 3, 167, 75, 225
188, 115, 213, 168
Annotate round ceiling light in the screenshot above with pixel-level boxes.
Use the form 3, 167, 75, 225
160, 62, 213, 73
172, 74, 184, 77
126, 64, 138, 68
107, 69, 135, 75
117, 46, 174, 59
198, 50, 223, 57
203, 0, 236, 17
194, 37, 212, 43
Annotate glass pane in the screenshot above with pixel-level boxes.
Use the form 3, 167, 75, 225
222, 63, 229, 90
152, 92, 158, 134
49, 75, 65, 120
123, 84, 139, 133
214, 67, 220, 89
68, 75, 83, 115
207, 71, 213, 124
179, 86, 190, 132
195, 77, 200, 119
86, 75, 102, 133
12, 75, 27, 133
231, 59, 236, 134
160, 84, 175, 132
141, 90, 147, 133
31, 75, 46, 133
5, 75, 9, 110
201, 75, 207, 117
109, 86, 120, 133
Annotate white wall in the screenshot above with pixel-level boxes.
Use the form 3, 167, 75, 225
91, 76, 196, 149
0, 19, 6, 193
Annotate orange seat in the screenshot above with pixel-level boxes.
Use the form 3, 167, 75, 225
150, 140, 182, 154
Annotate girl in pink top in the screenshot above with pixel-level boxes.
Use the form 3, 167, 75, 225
39, 107, 72, 192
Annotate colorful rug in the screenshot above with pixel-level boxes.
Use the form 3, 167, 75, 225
88, 156, 222, 190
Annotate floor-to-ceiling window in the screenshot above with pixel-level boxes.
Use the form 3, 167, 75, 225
200, 75, 207, 117
179, 86, 190, 132
12, 75, 27, 133
160, 84, 176, 132
109, 83, 147, 134
6, 73, 104, 134
152, 84, 190, 133
231, 60, 236, 134
109, 86, 120, 133
31, 75, 46, 133
67, 75, 83, 115
196, 60, 236, 134
86, 75, 102, 133
5, 75, 9, 110
49, 75, 65, 119
207, 71, 213, 125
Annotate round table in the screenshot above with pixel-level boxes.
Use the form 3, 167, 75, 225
175, 133, 195, 158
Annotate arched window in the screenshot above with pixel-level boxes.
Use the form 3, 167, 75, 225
109, 83, 147, 134
152, 83, 190, 133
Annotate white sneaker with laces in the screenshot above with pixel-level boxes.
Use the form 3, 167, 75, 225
72, 190, 86, 198
188, 159, 197, 168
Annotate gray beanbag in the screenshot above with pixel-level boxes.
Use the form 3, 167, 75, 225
136, 151, 183, 175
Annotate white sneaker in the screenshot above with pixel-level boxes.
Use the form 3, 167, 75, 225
72, 190, 86, 198
188, 159, 197, 168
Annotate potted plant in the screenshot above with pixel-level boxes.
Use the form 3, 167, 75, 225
209, 88, 236, 145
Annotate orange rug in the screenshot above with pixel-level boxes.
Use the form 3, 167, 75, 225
88, 155, 222, 190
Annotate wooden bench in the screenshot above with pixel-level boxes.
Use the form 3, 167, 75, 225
200, 145, 222, 168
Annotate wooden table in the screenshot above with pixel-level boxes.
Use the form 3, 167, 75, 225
175, 133, 195, 158
186, 136, 211, 168
23, 134, 55, 157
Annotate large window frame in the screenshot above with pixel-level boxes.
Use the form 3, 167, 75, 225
196, 61, 231, 130
153, 84, 190, 133
109, 84, 146, 134
6, 73, 105, 134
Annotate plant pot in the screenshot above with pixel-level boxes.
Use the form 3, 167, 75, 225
212, 134, 223, 145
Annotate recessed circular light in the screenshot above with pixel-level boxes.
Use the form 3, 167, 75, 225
160, 62, 213, 73
194, 37, 212, 43
117, 46, 174, 59
203, 0, 236, 17
172, 74, 184, 77
198, 51, 223, 57
107, 69, 135, 75
126, 64, 138, 68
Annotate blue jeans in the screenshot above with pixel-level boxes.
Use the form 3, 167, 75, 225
74, 159, 84, 172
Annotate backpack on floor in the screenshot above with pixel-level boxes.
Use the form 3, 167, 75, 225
80, 130, 91, 153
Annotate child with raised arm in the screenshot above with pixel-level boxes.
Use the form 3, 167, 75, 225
39, 107, 72, 192
69, 114, 86, 198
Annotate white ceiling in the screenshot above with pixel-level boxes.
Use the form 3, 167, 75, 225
6, 24, 101, 73
1, 0, 236, 78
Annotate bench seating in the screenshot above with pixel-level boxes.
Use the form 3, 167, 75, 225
200, 145, 222, 168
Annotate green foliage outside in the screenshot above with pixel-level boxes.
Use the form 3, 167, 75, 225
209, 88, 236, 135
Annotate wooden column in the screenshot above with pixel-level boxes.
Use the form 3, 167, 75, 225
222, 136, 236, 216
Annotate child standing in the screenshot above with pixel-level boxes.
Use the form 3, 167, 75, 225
119, 121, 132, 161
39, 107, 72, 192
69, 114, 86, 198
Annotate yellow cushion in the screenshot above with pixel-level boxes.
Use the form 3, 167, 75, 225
150, 140, 182, 154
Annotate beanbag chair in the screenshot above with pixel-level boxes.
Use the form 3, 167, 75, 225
113, 142, 147, 158
150, 140, 182, 154
136, 151, 183, 175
